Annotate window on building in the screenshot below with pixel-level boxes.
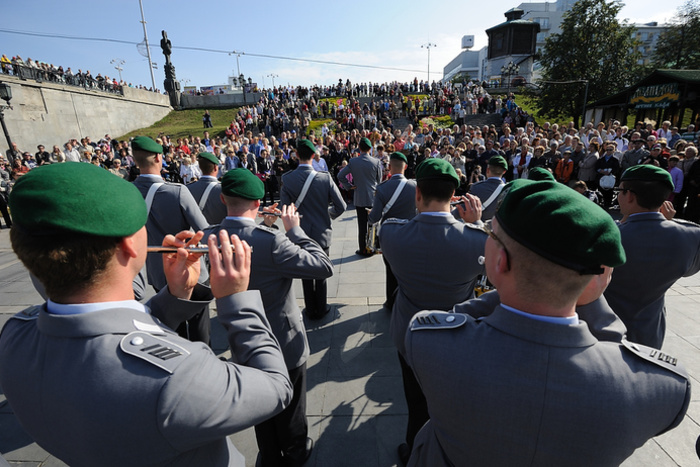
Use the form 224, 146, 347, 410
534, 17, 550, 29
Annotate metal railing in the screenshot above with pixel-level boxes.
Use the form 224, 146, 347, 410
1, 62, 124, 95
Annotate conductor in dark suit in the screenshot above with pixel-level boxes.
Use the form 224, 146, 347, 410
605, 164, 700, 349
280, 139, 346, 320
368, 151, 417, 309
405, 179, 690, 466
206, 168, 334, 466
467, 155, 507, 221
186, 151, 227, 225
337, 137, 383, 256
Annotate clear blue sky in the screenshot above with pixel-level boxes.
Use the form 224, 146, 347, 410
1, 0, 683, 91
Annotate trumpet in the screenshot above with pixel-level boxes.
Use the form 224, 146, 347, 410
147, 244, 249, 254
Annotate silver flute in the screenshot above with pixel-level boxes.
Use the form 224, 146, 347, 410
147, 244, 250, 254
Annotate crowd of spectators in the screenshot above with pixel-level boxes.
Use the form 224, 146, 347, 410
3, 75, 699, 229
1, 53, 161, 94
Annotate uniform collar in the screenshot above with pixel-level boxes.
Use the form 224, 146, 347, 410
47, 299, 146, 315
484, 306, 596, 347
36, 304, 171, 338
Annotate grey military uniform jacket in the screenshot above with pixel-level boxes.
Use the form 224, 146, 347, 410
604, 212, 700, 349
405, 301, 690, 467
187, 176, 227, 225
0, 290, 292, 467
280, 164, 346, 250
207, 218, 333, 369
467, 177, 505, 221
367, 174, 417, 224
379, 213, 487, 358
337, 153, 383, 207
133, 175, 211, 290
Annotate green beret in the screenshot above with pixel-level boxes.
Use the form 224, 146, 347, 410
9, 163, 147, 237
197, 151, 219, 165
359, 137, 372, 151
527, 167, 555, 182
495, 179, 625, 274
621, 164, 674, 190
488, 155, 508, 171
297, 139, 318, 159
221, 168, 264, 200
390, 151, 408, 164
415, 158, 460, 187
132, 136, 163, 154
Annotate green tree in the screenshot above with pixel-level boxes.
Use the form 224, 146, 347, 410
536, 0, 641, 127
651, 0, 700, 69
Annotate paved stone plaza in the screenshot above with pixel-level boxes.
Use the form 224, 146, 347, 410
1, 208, 700, 466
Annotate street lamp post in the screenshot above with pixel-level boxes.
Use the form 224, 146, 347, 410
421, 43, 437, 86
267, 73, 278, 89
138, 0, 157, 91
500, 61, 520, 94
0, 83, 14, 162
110, 59, 125, 83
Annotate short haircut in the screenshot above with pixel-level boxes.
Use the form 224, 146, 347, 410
417, 179, 456, 203
623, 179, 672, 209
199, 158, 217, 175
133, 149, 158, 169
11, 228, 120, 301
499, 226, 592, 308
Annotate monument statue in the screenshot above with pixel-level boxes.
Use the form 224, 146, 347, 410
161, 30, 181, 109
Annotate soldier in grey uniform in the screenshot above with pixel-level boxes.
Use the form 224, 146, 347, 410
379, 158, 487, 464
368, 151, 417, 309
187, 151, 227, 225
337, 137, 383, 256
404, 179, 690, 467
0, 162, 292, 467
131, 136, 212, 343
466, 155, 507, 221
207, 168, 333, 467
605, 165, 700, 349
280, 139, 346, 320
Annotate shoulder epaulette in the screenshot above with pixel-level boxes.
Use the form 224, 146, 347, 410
256, 224, 278, 234
671, 218, 700, 228
119, 331, 191, 374
463, 221, 486, 232
11, 306, 41, 321
621, 339, 688, 379
410, 311, 467, 331
383, 217, 410, 225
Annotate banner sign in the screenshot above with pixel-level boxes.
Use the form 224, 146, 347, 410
630, 83, 680, 109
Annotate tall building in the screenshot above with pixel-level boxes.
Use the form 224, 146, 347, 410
518, 0, 577, 58
442, 36, 488, 83
633, 22, 669, 66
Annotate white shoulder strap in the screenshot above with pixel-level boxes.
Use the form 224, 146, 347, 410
145, 182, 164, 214
198, 182, 217, 210
382, 178, 408, 216
482, 181, 505, 210
295, 170, 317, 208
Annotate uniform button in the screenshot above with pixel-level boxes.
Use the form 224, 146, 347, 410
131, 336, 144, 346
446, 315, 455, 323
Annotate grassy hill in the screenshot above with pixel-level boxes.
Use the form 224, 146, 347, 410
118, 108, 243, 141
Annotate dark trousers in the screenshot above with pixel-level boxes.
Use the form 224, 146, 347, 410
398, 352, 429, 449
0, 193, 11, 228
153, 285, 211, 345
356, 206, 369, 251
255, 363, 308, 466
383, 255, 397, 308
174, 308, 211, 345
303, 248, 329, 316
